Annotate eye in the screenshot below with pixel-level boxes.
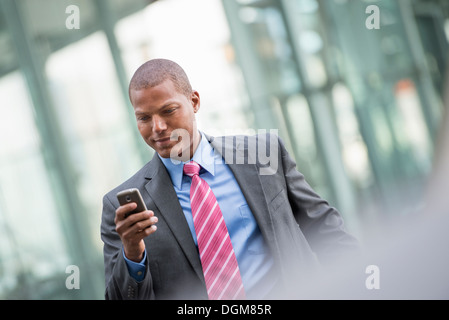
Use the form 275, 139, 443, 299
137, 115, 150, 122
164, 107, 176, 114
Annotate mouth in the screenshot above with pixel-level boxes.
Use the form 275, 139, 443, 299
153, 136, 172, 147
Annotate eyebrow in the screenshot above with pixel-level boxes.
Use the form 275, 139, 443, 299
135, 111, 149, 116
160, 101, 179, 109
135, 102, 179, 116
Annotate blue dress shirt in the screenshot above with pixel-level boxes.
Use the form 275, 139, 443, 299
124, 132, 276, 298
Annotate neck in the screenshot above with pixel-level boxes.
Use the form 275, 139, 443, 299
188, 130, 201, 161
174, 129, 201, 162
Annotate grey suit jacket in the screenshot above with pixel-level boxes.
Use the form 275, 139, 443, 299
101, 133, 360, 299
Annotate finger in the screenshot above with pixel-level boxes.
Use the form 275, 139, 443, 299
131, 215, 158, 233
143, 224, 157, 236
125, 210, 155, 225
118, 211, 157, 235
115, 208, 146, 235
122, 221, 157, 243
115, 202, 137, 221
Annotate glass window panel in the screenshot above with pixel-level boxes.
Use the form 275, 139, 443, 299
332, 82, 374, 188
393, 79, 432, 174
115, 0, 251, 136
286, 93, 329, 194
0, 72, 69, 298
45, 31, 145, 249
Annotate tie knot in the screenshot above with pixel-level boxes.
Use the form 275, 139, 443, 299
183, 161, 201, 177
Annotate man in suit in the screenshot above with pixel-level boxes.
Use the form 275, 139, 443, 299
101, 58, 360, 300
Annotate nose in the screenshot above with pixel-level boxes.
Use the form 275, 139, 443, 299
152, 115, 167, 133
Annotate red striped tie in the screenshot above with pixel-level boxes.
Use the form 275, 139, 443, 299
183, 161, 246, 300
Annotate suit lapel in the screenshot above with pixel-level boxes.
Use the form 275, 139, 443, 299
142, 133, 282, 284
143, 155, 205, 283
207, 134, 280, 261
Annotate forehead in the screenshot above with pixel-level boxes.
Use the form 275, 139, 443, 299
130, 80, 185, 110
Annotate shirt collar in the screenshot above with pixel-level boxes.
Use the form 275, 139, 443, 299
158, 131, 215, 189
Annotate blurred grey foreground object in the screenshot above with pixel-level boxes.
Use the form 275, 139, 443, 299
291, 60, 449, 300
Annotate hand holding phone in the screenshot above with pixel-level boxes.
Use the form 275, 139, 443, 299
115, 188, 157, 262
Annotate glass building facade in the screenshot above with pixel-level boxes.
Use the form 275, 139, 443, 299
0, 0, 447, 299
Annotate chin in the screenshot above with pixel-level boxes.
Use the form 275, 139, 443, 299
156, 149, 172, 158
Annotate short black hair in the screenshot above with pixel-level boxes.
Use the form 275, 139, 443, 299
128, 59, 193, 102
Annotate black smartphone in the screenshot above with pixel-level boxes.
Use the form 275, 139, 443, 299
117, 188, 147, 216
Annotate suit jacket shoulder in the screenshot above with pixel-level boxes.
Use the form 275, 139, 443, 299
103, 156, 157, 206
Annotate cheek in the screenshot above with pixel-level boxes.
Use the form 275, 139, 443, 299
137, 123, 152, 138
178, 110, 196, 128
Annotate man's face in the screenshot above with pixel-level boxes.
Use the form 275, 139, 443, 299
130, 79, 200, 159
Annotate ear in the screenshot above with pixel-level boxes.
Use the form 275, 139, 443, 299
191, 90, 200, 113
